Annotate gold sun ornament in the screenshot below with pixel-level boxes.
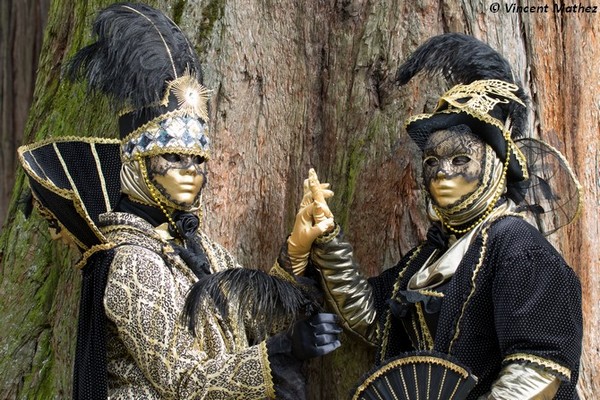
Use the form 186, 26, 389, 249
166, 73, 212, 122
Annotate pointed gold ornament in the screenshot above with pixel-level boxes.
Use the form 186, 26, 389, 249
165, 73, 212, 122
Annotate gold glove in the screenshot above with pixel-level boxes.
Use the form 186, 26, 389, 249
288, 169, 334, 276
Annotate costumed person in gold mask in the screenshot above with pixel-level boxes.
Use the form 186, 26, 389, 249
296, 33, 583, 399
18, 3, 341, 399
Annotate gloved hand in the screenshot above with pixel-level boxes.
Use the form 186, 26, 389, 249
288, 169, 334, 275
307, 168, 333, 225
290, 313, 342, 361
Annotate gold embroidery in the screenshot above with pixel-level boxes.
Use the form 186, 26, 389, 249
259, 341, 276, 398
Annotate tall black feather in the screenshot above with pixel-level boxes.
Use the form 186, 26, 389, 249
64, 2, 203, 111
395, 33, 528, 138
183, 269, 318, 344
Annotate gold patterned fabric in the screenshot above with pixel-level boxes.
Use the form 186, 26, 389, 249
99, 212, 275, 399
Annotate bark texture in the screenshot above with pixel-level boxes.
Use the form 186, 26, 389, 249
0, 0, 597, 398
0, 0, 50, 224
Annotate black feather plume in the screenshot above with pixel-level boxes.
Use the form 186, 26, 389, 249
396, 33, 528, 138
182, 269, 319, 344
64, 2, 203, 111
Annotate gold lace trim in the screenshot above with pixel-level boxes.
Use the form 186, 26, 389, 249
259, 341, 276, 398
415, 302, 434, 350
504, 353, 571, 380
75, 242, 117, 269
352, 355, 473, 400
416, 289, 445, 298
269, 261, 296, 283
378, 245, 423, 362
448, 226, 490, 353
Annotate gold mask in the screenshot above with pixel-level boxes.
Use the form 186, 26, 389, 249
145, 153, 207, 207
423, 128, 486, 209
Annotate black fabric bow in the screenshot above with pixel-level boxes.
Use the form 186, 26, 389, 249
426, 224, 450, 250
169, 212, 199, 240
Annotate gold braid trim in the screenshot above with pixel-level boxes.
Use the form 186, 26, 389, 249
504, 353, 571, 381
18, 136, 119, 150
315, 223, 341, 244
448, 226, 490, 353
352, 355, 473, 400
269, 261, 296, 283
30, 196, 87, 250
123, 144, 211, 163
415, 302, 434, 350
379, 245, 423, 362
416, 289, 444, 298
258, 341, 276, 399
75, 242, 117, 269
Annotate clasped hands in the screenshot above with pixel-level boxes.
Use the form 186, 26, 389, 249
287, 168, 335, 276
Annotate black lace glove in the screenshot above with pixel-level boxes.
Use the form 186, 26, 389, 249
289, 313, 342, 360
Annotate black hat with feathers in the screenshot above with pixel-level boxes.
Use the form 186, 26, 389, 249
64, 2, 211, 162
396, 33, 529, 183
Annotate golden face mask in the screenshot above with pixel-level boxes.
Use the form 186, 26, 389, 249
145, 153, 207, 207
423, 129, 486, 209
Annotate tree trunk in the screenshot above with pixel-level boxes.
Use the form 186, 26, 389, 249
0, 0, 49, 225
0, 0, 597, 398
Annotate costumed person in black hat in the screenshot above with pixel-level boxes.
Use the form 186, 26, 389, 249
18, 3, 341, 399
295, 33, 583, 399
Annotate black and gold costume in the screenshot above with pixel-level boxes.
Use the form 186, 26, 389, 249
19, 3, 341, 399
306, 33, 583, 399
311, 212, 582, 399
99, 212, 274, 398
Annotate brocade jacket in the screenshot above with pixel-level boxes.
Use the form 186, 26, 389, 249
310, 215, 582, 399
99, 212, 277, 399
